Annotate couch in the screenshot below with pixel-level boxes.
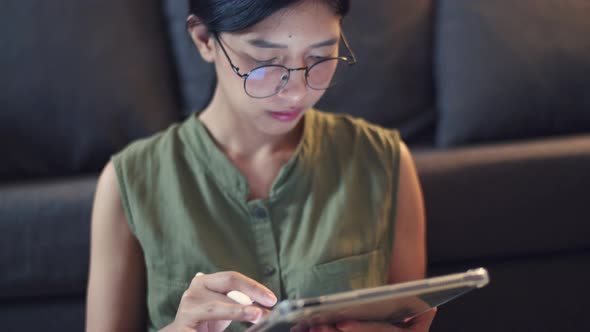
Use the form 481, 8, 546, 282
1, 0, 589, 331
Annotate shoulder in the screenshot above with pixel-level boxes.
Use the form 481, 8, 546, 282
312, 109, 400, 145
309, 109, 402, 163
312, 109, 399, 135
92, 160, 129, 234
109, 114, 205, 181
113, 121, 184, 165
109, 120, 190, 214
96, 161, 122, 206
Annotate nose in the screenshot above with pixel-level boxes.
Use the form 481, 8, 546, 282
277, 68, 308, 102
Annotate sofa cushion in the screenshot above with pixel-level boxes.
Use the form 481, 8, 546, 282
0, 296, 85, 331
0, 0, 181, 179
435, 0, 590, 147
0, 177, 96, 298
429, 253, 590, 332
163, 0, 436, 142
317, 0, 436, 141
415, 134, 590, 264
163, 0, 217, 116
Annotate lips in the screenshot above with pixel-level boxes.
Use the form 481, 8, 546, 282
267, 107, 305, 122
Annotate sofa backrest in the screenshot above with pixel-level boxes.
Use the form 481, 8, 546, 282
434, 0, 590, 147
0, 0, 183, 180
3, 0, 588, 181
319, 0, 435, 141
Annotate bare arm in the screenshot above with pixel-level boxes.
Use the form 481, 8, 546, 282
388, 142, 427, 284
86, 162, 277, 332
86, 161, 146, 331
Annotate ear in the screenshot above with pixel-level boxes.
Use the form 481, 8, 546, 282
187, 15, 216, 63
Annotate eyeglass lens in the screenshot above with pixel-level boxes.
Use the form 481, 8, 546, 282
244, 58, 350, 98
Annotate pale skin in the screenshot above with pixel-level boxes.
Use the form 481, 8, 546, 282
85, 1, 434, 331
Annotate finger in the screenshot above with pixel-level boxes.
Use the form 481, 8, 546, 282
195, 273, 254, 305
179, 289, 261, 325
249, 305, 273, 324
181, 284, 235, 304
423, 307, 437, 321
181, 300, 264, 324
410, 307, 437, 330
192, 271, 277, 307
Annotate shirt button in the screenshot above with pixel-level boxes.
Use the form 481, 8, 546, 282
263, 264, 276, 276
253, 207, 268, 219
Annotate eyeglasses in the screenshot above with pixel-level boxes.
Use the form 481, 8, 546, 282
213, 32, 357, 99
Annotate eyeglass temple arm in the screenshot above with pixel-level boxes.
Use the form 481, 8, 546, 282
340, 32, 357, 65
213, 33, 248, 78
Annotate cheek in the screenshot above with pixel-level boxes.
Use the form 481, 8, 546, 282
215, 63, 249, 98
216, 64, 240, 88
307, 88, 329, 105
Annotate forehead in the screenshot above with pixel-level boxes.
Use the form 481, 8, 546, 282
236, 1, 341, 42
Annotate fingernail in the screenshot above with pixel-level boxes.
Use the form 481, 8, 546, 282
263, 292, 278, 305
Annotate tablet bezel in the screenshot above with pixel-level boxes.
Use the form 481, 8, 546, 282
245, 268, 489, 332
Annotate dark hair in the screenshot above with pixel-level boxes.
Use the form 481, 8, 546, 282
189, 0, 350, 33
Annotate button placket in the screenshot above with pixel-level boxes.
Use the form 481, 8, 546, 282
263, 264, 276, 276
247, 201, 282, 298
253, 206, 268, 219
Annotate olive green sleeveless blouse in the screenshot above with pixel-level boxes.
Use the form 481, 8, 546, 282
112, 109, 401, 331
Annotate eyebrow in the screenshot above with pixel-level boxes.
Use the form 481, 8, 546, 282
247, 37, 339, 49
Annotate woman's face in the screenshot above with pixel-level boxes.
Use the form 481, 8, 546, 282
211, 1, 342, 136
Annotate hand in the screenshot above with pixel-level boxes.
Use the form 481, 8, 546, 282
302, 308, 437, 332
162, 271, 277, 332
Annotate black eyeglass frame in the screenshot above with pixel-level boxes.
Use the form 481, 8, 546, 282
213, 32, 357, 99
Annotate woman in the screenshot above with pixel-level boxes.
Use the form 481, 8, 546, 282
86, 0, 435, 331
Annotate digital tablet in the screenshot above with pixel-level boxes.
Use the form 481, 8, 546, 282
245, 267, 489, 332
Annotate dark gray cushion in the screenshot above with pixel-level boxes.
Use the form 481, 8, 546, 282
163, 0, 216, 116
0, 297, 85, 331
416, 134, 590, 264
429, 253, 590, 332
0, 176, 96, 298
318, 0, 435, 141
435, 0, 590, 147
0, 0, 181, 179
163, 0, 436, 142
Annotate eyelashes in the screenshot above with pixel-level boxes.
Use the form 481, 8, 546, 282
251, 55, 330, 66
252, 57, 278, 65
